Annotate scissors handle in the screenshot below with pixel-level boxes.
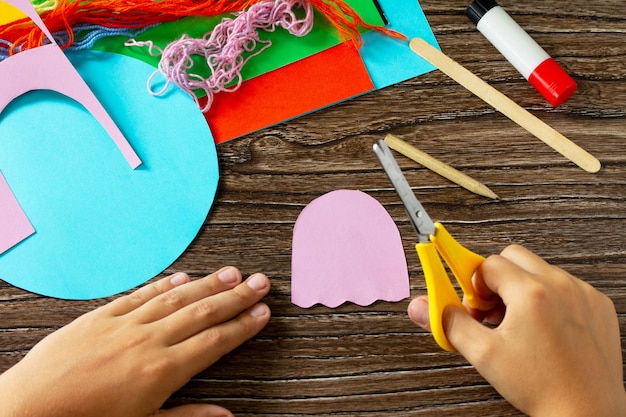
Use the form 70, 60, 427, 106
416, 242, 463, 352
416, 223, 496, 352
431, 222, 492, 310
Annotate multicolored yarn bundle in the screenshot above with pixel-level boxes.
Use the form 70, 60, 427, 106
0, 0, 402, 53
126, 0, 315, 112
1, 0, 405, 111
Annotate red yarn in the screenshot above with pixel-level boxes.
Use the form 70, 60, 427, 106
306, 0, 405, 48
0, 0, 406, 54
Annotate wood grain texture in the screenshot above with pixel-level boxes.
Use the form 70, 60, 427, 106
1, 1, 624, 415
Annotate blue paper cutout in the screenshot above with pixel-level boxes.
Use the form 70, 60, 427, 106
0, 51, 219, 299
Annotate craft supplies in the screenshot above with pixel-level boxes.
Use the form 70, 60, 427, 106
125, 0, 315, 112
0, 0, 141, 169
0, 50, 220, 299
0, 0, 402, 53
466, 0, 577, 107
384, 134, 499, 199
374, 140, 496, 351
409, 38, 600, 173
291, 190, 409, 308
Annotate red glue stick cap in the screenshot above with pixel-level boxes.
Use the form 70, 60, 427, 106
528, 58, 577, 107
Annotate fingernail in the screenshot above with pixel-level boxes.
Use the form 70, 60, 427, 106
169, 272, 189, 287
217, 267, 239, 284
246, 273, 267, 291
409, 298, 430, 327
250, 303, 269, 318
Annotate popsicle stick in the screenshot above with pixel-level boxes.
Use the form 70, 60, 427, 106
384, 134, 499, 199
409, 38, 601, 173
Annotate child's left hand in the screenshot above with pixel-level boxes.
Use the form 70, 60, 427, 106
0, 267, 271, 417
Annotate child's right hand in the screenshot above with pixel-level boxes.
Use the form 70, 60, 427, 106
408, 244, 626, 417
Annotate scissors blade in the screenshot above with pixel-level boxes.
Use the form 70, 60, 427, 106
373, 139, 436, 242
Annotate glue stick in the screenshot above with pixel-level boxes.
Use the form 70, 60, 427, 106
466, 0, 577, 107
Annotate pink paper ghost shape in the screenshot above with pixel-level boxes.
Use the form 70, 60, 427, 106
0, 0, 141, 169
291, 189, 410, 308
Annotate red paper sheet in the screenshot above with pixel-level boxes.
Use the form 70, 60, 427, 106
203, 42, 374, 144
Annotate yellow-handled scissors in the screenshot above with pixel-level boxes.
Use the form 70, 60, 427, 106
373, 139, 494, 351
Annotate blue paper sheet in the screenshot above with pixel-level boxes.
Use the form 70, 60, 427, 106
0, 51, 219, 299
361, 0, 439, 88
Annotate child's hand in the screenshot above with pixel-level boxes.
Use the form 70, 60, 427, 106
408, 244, 626, 417
0, 267, 271, 417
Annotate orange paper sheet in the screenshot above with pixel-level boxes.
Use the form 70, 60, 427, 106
0, 2, 25, 25
203, 42, 374, 144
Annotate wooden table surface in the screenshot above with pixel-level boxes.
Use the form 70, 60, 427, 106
1, 1, 624, 415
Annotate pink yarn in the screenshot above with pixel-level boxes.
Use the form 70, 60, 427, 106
126, 0, 314, 112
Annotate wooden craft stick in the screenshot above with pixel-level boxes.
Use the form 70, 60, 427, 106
409, 38, 601, 173
384, 134, 499, 199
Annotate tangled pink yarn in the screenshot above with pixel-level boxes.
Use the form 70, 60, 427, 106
126, 0, 314, 112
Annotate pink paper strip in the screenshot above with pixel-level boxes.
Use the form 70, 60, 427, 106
0, 171, 34, 254
0, 0, 141, 169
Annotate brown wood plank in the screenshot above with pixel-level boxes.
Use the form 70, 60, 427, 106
1, 1, 624, 415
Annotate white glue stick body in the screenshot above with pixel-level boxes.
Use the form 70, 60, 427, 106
467, 0, 577, 106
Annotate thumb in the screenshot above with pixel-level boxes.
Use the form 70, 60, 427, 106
408, 296, 432, 331
155, 404, 233, 417
443, 305, 493, 367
